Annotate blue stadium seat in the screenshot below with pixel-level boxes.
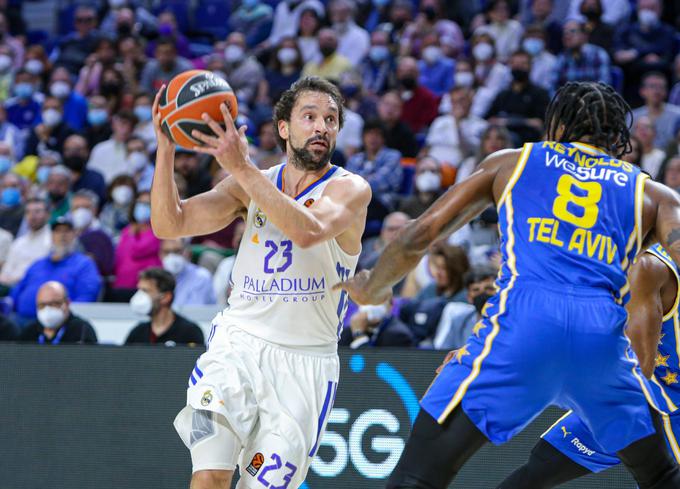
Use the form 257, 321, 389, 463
193, 0, 231, 41
400, 164, 416, 195
57, 3, 79, 36
610, 65, 624, 94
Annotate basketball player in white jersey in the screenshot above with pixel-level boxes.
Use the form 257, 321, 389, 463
150, 77, 371, 489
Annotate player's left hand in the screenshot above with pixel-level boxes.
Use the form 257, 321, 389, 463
191, 103, 250, 172
334, 270, 392, 306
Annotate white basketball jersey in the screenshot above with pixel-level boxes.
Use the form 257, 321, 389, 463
224, 163, 359, 349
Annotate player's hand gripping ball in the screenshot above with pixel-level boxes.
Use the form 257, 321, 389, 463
157, 70, 238, 148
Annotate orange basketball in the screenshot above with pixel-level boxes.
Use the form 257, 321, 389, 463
157, 70, 238, 149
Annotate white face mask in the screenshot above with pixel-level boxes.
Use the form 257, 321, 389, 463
162, 253, 186, 275
422, 46, 442, 64
415, 171, 442, 193
42, 109, 62, 127
25, 59, 44, 75
111, 185, 134, 206
128, 151, 148, 172
38, 306, 66, 329
71, 207, 94, 229
455, 71, 475, 88
638, 8, 659, 28
50, 81, 71, 99
472, 42, 493, 62
277, 47, 298, 65
0, 54, 12, 72
359, 303, 390, 322
224, 45, 245, 64
130, 290, 153, 316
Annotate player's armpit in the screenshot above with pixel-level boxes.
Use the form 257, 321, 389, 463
301, 175, 371, 252
626, 253, 669, 378
152, 175, 249, 239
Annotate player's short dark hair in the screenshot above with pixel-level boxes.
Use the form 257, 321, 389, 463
273, 76, 345, 152
139, 267, 176, 296
545, 81, 632, 159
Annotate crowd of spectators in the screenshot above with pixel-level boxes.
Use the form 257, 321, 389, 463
1, 0, 680, 348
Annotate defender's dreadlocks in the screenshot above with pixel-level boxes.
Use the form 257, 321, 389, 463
545, 82, 632, 159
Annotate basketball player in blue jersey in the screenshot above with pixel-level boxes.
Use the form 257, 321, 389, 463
338, 81, 680, 488
495, 244, 680, 488
150, 77, 371, 489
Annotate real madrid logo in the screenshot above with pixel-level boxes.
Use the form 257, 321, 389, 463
254, 208, 267, 228
303, 198, 315, 208
201, 390, 213, 406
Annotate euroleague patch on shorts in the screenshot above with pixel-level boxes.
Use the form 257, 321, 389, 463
246, 452, 265, 476
303, 198, 315, 208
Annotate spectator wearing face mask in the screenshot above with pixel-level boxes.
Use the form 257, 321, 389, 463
10, 216, 101, 325
261, 38, 304, 106
431, 267, 497, 350
0, 12, 24, 70
160, 238, 215, 306
131, 92, 155, 152
124, 135, 154, 193
340, 300, 414, 348
400, 0, 464, 60
62, 134, 107, 206
84, 95, 112, 148
24, 96, 76, 157
99, 175, 136, 242
70, 189, 114, 277
0, 172, 25, 235
424, 86, 488, 169
469, 33, 512, 118
302, 28, 352, 83
521, 25, 557, 92
264, 0, 325, 51
47, 66, 88, 131
474, 0, 525, 63
125, 267, 204, 346
45, 165, 72, 223
19, 281, 97, 344
113, 191, 161, 290
417, 33, 455, 97
329, 0, 370, 67
222, 32, 264, 107
6, 69, 42, 143
75, 37, 118, 97
399, 156, 445, 218
360, 30, 396, 97
395, 56, 440, 135
578, 0, 614, 56
0, 198, 51, 287
87, 110, 138, 184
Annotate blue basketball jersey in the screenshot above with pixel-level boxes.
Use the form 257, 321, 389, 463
496, 142, 648, 303
648, 245, 680, 412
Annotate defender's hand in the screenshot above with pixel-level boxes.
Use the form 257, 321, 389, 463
333, 270, 392, 306
191, 103, 250, 172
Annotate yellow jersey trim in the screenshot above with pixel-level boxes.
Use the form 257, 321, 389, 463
651, 375, 679, 412
675, 315, 680, 372
645, 247, 680, 322
662, 412, 680, 463
497, 143, 532, 210
437, 192, 519, 424
624, 338, 664, 415
635, 174, 648, 256
540, 410, 573, 438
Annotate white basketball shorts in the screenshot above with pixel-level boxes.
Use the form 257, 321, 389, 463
174, 318, 339, 489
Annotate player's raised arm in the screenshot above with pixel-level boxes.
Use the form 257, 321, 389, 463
337, 149, 520, 305
149, 86, 249, 239
625, 253, 669, 378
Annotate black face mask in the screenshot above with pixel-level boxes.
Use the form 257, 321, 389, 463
422, 6, 437, 22
117, 23, 132, 36
320, 45, 335, 58
511, 69, 530, 83
392, 19, 406, 30
473, 292, 494, 314
63, 155, 87, 173
580, 8, 601, 20
100, 82, 121, 96
49, 191, 66, 203
399, 76, 417, 90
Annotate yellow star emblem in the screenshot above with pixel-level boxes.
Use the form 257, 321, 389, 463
472, 322, 486, 337
656, 353, 670, 368
661, 370, 678, 386
454, 344, 470, 363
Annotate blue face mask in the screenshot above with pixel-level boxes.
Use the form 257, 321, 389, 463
369, 45, 390, 63
0, 156, 11, 174
14, 82, 34, 99
242, 0, 259, 7
87, 108, 109, 126
133, 202, 151, 223
1, 187, 21, 207
36, 166, 51, 184
133, 105, 152, 123
522, 38, 544, 57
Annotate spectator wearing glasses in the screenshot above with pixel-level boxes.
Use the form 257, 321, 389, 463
19, 281, 97, 344
51, 5, 100, 74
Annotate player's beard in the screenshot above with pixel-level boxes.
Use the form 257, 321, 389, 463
289, 135, 334, 171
